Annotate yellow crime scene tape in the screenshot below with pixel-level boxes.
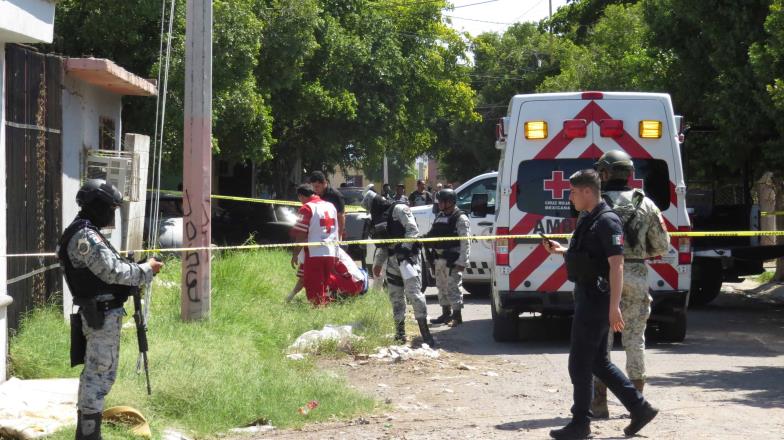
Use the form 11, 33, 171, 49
761, 211, 784, 217
155, 190, 367, 212
4, 230, 784, 259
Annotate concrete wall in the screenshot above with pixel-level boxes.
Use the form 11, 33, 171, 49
0, 0, 55, 44
61, 74, 124, 315
0, 43, 10, 384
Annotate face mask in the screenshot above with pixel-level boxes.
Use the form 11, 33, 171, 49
82, 201, 116, 228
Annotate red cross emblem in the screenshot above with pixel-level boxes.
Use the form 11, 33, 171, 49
628, 172, 644, 189
543, 170, 571, 199
320, 210, 335, 233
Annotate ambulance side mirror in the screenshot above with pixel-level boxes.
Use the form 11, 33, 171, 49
470, 193, 489, 218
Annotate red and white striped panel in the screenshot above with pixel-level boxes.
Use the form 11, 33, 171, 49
505, 97, 686, 293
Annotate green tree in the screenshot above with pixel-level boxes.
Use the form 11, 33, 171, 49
258, 0, 477, 195
437, 23, 571, 181
540, 2, 670, 92
48, 0, 274, 180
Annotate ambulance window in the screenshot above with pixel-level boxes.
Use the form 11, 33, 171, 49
634, 159, 670, 211
457, 178, 497, 214
515, 158, 671, 216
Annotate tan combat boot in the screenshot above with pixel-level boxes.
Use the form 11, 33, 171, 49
591, 379, 609, 419
632, 379, 645, 394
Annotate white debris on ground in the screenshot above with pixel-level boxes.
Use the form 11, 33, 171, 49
162, 429, 193, 440
0, 378, 79, 439
287, 324, 358, 354
228, 425, 275, 434
368, 344, 440, 363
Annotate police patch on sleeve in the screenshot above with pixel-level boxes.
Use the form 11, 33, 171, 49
77, 238, 91, 255
612, 234, 624, 246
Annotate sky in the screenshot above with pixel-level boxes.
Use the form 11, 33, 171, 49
444, 0, 570, 36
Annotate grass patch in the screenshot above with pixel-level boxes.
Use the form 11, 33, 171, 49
10, 250, 395, 437
754, 270, 775, 284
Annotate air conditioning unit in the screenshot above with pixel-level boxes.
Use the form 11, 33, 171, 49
84, 149, 140, 202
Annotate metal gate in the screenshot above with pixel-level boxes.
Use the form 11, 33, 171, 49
4, 44, 63, 331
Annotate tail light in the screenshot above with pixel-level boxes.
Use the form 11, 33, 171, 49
677, 225, 691, 265
599, 119, 624, 138
495, 227, 510, 266
563, 119, 587, 138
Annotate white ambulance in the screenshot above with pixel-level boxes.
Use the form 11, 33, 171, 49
491, 92, 692, 342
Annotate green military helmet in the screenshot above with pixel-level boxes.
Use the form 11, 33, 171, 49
594, 150, 635, 174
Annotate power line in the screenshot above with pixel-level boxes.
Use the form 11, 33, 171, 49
452, 0, 502, 9
513, 0, 547, 22
372, 0, 501, 8
443, 14, 514, 25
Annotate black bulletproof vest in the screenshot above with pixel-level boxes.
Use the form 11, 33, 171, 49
428, 209, 464, 249
386, 203, 407, 239
57, 218, 132, 304
564, 204, 614, 284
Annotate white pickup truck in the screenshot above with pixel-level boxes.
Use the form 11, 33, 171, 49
411, 172, 498, 294
362, 172, 498, 293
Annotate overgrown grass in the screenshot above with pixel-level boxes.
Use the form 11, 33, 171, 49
10, 250, 395, 438
755, 270, 775, 284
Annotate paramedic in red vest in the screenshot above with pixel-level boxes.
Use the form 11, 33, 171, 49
309, 171, 346, 239
290, 183, 339, 305
287, 247, 369, 302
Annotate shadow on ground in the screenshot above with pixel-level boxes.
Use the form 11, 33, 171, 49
648, 365, 784, 409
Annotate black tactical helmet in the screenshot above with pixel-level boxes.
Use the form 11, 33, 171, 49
76, 179, 123, 208
594, 150, 635, 174
437, 188, 457, 205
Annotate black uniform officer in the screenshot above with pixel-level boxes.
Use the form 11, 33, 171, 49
543, 169, 658, 440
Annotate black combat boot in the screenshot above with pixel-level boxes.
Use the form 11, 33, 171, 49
416, 318, 436, 347
624, 401, 658, 436
394, 320, 406, 343
549, 420, 590, 440
75, 411, 102, 440
430, 306, 451, 324
447, 309, 463, 327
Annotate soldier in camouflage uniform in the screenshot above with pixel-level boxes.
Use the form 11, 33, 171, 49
591, 150, 670, 418
57, 180, 163, 440
362, 189, 434, 346
425, 189, 471, 327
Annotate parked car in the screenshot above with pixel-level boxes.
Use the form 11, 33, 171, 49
143, 192, 296, 249
339, 186, 371, 263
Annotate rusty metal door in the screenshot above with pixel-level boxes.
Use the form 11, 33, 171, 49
4, 45, 63, 331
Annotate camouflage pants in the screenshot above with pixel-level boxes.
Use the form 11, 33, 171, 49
78, 307, 124, 414
607, 263, 651, 380
386, 255, 428, 322
434, 258, 463, 310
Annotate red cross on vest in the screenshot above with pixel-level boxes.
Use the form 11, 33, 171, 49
543, 170, 571, 199
320, 210, 335, 233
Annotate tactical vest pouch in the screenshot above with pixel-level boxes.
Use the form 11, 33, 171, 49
70, 313, 86, 367
440, 249, 460, 268
371, 221, 389, 239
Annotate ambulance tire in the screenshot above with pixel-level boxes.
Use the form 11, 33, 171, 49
658, 311, 687, 342
689, 260, 723, 307
491, 303, 519, 342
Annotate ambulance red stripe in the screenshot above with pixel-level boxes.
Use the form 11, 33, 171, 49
537, 264, 568, 292
534, 104, 594, 160
509, 244, 550, 290
649, 262, 679, 289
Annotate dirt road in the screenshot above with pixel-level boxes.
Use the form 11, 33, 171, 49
263, 283, 784, 439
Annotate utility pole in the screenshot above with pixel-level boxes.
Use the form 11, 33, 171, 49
383, 154, 389, 185
182, 0, 212, 320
